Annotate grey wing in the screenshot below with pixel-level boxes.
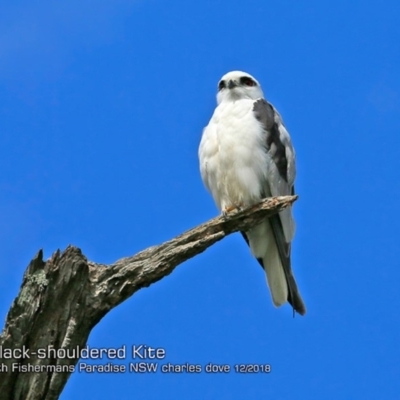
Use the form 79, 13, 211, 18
252, 99, 296, 242
252, 99, 305, 315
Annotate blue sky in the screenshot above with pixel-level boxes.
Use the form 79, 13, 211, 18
1, 0, 400, 399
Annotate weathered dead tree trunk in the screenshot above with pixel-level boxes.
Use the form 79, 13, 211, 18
0, 196, 297, 400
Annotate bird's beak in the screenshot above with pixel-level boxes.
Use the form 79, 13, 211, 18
228, 80, 237, 89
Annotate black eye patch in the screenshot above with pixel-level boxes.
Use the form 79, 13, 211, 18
218, 80, 226, 91
240, 77, 256, 87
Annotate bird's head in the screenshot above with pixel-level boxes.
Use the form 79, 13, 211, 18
216, 71, 264, 104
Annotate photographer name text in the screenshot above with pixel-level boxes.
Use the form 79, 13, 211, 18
0, 344, 271, 375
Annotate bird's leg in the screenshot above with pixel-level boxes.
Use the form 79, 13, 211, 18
222, 203, 243, 216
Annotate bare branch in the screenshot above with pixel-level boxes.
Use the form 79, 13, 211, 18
0, 195, 297, 400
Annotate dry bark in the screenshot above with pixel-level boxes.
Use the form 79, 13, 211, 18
0, 195, 297, 400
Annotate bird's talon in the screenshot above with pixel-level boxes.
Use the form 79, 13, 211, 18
222, 204, 242, 216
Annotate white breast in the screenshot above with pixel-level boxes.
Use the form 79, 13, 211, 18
199, 99, 269, 211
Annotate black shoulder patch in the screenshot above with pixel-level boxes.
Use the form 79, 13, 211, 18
253, 99, 288, 182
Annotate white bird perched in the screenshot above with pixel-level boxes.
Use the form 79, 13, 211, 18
199, 71, 306, 315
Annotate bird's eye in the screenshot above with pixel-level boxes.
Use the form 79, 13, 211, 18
240, 77, 256, 87
218, 80, 226, 91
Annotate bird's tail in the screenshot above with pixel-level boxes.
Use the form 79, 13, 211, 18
259, 251, 306, 316
245, 218, 306, 316
268, 214, 306, 315
259, 244, 289, 308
